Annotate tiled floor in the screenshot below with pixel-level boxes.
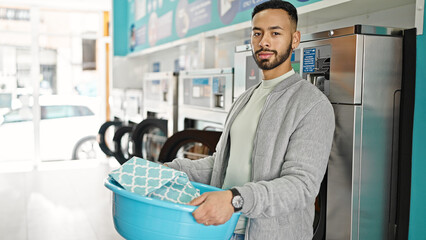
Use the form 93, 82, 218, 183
0, 159, 124, 240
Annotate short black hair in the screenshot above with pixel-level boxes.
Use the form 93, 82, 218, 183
252, 0, 298, 27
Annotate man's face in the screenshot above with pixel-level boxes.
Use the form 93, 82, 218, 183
251, 9, 296, 71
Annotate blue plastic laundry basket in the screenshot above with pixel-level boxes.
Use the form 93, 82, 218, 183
104, 177, 241, 240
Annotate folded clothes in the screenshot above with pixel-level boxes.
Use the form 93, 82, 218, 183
109, 157, 200, 204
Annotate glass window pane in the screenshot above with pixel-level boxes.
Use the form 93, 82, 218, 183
73, 106, 94, 117
39, 9, 101, 36
1, 8, 105, 164
3, 108, 32, 123
0, 31, 34, 164
0, 7, 31, 32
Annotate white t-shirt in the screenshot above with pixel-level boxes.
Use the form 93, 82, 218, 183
222, 69, 295, 233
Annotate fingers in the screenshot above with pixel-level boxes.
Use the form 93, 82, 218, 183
189, 193, 208, 206
192, 204, 208, 225
190, 191, 234, 226
191, 193, 210, 225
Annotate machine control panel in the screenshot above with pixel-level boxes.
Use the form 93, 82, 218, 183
212, 77, 226, 108
300, 44, 331, 96
183, 76, 228, 110
145, 78, 169, 102
183, 78, 211, 108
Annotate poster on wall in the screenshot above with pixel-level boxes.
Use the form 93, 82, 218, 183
116, 0, 350, 55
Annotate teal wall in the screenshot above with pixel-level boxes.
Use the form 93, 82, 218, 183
409, 2, 426, 240
112, 0, 323, 56
113, 0, 129, 56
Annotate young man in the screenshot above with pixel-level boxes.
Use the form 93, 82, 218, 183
166, 1, 335, 239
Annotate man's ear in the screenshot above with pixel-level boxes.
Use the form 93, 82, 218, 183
292, 31, 301, 50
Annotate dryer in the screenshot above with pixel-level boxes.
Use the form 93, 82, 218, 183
131, 71, 179, 163
112, 89, 143, 164
160, 68, 234, 163
233, 44, 262, 100
98, 88, 143, 165
178, 68, 233, 131
97, 88, 126, 158
158, 129, 223, 163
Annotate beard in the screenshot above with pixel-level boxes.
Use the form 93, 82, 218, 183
252, 42, 293, 71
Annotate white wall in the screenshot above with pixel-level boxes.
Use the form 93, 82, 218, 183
299, 4, 416, 34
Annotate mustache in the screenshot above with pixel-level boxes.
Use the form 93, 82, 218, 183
255, 48, 277, 55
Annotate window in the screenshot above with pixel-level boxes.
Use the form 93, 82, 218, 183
41, 105, 94, 119
2, 105, 94, 124
73, 106, 94, 117
2, 108, 32, 123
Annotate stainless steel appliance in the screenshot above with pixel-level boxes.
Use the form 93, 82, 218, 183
295, 25, 403, 240
233, 45, 262, 100
178, 68, 233, 131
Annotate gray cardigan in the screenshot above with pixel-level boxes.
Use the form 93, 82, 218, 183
167, 73, 335, 240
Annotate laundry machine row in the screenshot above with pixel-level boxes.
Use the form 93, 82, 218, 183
98, 88, 144, 163
97, 71, 175, 164
98, 68, 237, 165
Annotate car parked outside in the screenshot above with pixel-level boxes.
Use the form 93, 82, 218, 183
0, 95, 103, 162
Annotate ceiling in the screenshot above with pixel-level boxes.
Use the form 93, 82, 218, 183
298, 0, 415, 29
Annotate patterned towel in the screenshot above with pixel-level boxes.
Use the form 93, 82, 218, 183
109, 157, 200, 204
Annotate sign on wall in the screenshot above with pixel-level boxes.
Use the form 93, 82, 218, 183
114, 0, 327, 56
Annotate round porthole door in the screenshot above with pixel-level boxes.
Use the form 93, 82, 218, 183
112, 125, 134, 165
97, 120, 123, 157
131, 118, 168, 162
158, 129, 222, 163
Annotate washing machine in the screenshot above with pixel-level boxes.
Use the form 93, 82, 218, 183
233, 44, 262, 100
98, 88, 143, 165
98, 120, 122, 157
178, 68, 233, 131
157, 129, 223, 163
112, 89, 143, 164
156, 68, 234, 163
97, 88, 126, 158
130, 71, 178, 163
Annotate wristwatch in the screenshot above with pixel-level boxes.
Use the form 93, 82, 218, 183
230, 188, 244, 212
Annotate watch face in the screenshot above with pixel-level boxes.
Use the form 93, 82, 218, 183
232, 195, 244, 208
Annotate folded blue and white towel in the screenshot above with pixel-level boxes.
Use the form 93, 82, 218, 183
109, 157, 200, 204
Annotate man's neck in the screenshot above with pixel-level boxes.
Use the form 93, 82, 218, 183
262, 62, 293, 80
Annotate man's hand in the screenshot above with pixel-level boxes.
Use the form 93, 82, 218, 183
189, 190, 234, 226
